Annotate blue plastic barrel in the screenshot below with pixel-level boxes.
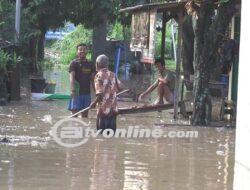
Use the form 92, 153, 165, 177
219, 74, 229, 85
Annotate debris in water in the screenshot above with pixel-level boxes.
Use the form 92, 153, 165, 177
41, 115, 53, 124
0, 114, 15, 118
0, 137, 10, 143
1, 160, 10, 164
31, 140, 39, 147
216, 150, 225, 156
120, 117, 126, 121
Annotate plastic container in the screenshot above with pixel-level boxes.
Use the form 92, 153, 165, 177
44, 83, 56, 94
30, 78, 46, 93
219, 74, 229, 85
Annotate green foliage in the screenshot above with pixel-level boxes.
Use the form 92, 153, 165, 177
108, 21, 124, 40
0, 0, 15, 41
69, 0, 119, 27
165, 59, 176, 70
10, 52, 22, 67
0, 50, 11, 71
155, 23, 173, 58
46, 21, 132, 68
50, 25, 92, 65
107, 21, 131, 41
20, 0, 68, 42
219, 0, 230, 3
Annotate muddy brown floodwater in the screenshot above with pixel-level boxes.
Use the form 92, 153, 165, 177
0, 71, 235, 190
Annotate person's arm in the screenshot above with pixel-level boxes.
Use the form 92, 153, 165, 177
90, 63, 96, 93
90, 74, 103, 108
90, 93, 103, 108
139, 79, 159, 100
158, 77, 167, 84
70, 71, 76, 97
91, 73, 96, 93
116, 77, 126, 92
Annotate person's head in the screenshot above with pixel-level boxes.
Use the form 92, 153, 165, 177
76, 43, 88, 59
154, 58, 165, 72
96, 54, 109, 71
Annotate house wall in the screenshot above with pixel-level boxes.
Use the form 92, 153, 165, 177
233, 0, 250, 189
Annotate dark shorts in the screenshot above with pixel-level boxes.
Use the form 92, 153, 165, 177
97, 115, 117, 133
68, 94, 91, 111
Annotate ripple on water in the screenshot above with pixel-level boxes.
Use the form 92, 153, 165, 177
1, 160, 10, 164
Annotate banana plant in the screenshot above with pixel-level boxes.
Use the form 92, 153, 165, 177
0, 49, 11, 72
11, 52, 23, 67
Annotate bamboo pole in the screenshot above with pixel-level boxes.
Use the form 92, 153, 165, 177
171, 21, 177, 63
228, 16, 235, 101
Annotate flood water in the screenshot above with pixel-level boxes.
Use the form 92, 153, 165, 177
0, 70, 235, 190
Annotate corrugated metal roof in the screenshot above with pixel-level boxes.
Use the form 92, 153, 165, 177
119, 1, 188, 13
119, 0, 241, 13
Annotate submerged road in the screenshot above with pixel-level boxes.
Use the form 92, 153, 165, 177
0, 71, 235, 190
0, 97, 235, 190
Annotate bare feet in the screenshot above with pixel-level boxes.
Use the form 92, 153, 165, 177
153, 99, 164, 105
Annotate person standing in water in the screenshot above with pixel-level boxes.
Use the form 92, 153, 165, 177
90, 54, 124, 133
68, 43, 95, 117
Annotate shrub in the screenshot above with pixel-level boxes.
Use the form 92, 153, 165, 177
51, 25, 92, 65
0, 50, 11, 71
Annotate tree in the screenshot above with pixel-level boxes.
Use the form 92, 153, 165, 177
0, 0, 15, 41
20, 0, 69, 72
67, 0, 120, 62
182, 14, 195, 91
186, 0, 237, 125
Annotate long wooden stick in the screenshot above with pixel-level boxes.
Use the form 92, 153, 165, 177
68, 89, 130, 118
117, 89, 130, 96
118, 103, 174, 115
68, 106, 91, 119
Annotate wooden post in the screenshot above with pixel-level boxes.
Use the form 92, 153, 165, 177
228, 16, 235, 101
174, 11, 183, 119
171, 21, 177, 63
10, 63, 21, 100
12, 0, 21, 100
161, 12, 167, 63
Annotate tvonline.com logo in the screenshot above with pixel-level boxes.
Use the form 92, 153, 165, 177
50, 118, 198, 148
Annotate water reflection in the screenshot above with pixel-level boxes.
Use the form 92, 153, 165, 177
89, 141, 120, 190
0, 124, 235, 190
0, 71, 236, 190
8, 158, 14, 190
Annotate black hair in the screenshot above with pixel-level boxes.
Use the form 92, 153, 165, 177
155, 57, 165, 67
76, 43, 87, 49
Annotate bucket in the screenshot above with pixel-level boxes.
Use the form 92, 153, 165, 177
219, 74, 229, 85
223, 100, 235, 124
44, 83, 56, 94
30, 78, 46, 93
